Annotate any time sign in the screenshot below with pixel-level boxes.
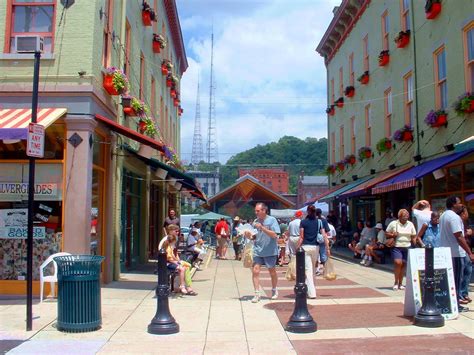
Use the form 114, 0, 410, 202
26, 123, 44, 158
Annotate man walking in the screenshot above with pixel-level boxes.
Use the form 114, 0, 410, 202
439, 196, 474, 312
287, 210, 303, 258
215, 217, 230, 259
246, 202, 281, 303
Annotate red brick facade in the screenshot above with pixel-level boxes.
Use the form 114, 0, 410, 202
238, 168, 289, 194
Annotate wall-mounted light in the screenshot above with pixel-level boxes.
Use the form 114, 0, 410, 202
413, 154, 422, 162
341, 179, 346, 183
444, 143, 454, 152
352, 175, 358, 181
331, 182, 336, 186
370, 169, 376, 175
389, 164, 396, 170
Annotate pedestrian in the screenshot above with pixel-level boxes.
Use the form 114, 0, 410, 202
164, 209, 180, 229
297, 205, 328, 299
244, 202, 281, 303
351, 221, 376, 263
415, 212, 440, 247
457, 205, 473, 306
440, 196, 474, 312
412, 200, 432, 232
215, 217, 230, 259
385, 209, 416, 290
232, 216, 243, 260
314, 208, 331, 275
287, 210, 303, 258
327, 219, 337, 248
364, 222, 386, 265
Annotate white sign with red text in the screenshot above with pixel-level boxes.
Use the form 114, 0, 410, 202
26, 123, 44, 158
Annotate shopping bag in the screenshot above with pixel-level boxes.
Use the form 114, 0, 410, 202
242, 244, 253, 268
285, 257, 296, 281
323, 257, 337, 281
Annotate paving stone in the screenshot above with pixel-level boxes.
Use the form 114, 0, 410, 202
263, 286, 387, 299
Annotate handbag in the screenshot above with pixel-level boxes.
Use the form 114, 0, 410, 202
323, 257, 337, 281
316, 220, 325, 244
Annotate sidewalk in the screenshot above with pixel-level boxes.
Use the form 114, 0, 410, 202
1, 255, 473, 354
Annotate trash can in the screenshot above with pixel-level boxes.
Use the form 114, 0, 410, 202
54, 255, 105, 333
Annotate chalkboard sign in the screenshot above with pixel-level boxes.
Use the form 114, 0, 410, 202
404, 247, 458, 320
418, 268, 451, 315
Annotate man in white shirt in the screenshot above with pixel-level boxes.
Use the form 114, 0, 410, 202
287, 210, 303, 258
439, 196, 474, 312
412, 200, 432, 232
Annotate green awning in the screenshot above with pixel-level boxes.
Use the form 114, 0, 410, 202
319, 176, 372, 203
192, 212, 231, 221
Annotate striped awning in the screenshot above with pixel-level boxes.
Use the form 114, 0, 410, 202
0, 108, 67, 140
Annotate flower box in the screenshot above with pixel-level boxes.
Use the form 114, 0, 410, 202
173, 98, 179, 107
166, 78, 172, 88
123, 107, 136, 116
170, 89, 177, 98
358, 147, 372, 160
142, 2, 157, 26
326, 105, 335, 116
345, 154, 356, 166
102, 67, 128, 96
357, 71, 369, 85
335, 97, 344, 108
424, 110, 448, 128
103, 73, 118, 95
138, 117, 157, 136
138, 120, 147, 133
395, 30, 410, 48
344, 86, 355, 98
376, 137, 393, 153
453, 92, 474, 115
326, 165, 336, 175
130, 97, 149, 118
152, 41, 161, 53
378, 50, 390, 67
425, 1, 441, 19
393, 125, 414, 142
161, 64, 168, 76
336, 161, 345, 172
152, 34, 166, 53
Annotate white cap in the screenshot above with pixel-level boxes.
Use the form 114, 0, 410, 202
375, 223, 383, 229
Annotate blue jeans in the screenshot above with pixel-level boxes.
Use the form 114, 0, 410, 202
460, 255, 472, 299
319, 243, 328, 263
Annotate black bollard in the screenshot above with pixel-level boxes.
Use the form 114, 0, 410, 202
286, 247, 317, 333
148, 249, 180, 334
414, 244, 445, 328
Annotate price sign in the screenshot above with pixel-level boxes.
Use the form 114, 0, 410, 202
26, 123, 44, 158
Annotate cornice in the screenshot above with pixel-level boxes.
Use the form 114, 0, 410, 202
164, 0, 188, 75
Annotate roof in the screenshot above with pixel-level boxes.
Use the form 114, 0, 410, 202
192, 212, 231, 221
202, 174, 295, 210
301, 176, 328, 185
164, 0, 188, 75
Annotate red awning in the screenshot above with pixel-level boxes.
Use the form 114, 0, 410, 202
95, 114, 164, 153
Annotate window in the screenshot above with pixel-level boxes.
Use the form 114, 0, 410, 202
363, 35, 369, 71
124, 20, 131, 76
384, 88, 392, 137
434, 46, 447, 110
339, 67, 343, 97
350, 116, 356, 154
365, 104, 371, 146
101, 0, 113, 68
340, 125, 345, 160
153, 0, 158, 32
6, 0, 56, 53
331, 132, 336, 164
464, 22, 474, 92
151, 76, 156, 119
331, 77, 335, 103
400, 0, 410, 31
139, 53, 145, 100
381, 11, 390, 51
349, 53, 354, 86
404, 72, 414, 125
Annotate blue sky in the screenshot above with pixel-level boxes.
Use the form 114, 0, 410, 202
176, 0, 340, 163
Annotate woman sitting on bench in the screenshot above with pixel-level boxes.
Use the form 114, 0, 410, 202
164, 224, 197, 296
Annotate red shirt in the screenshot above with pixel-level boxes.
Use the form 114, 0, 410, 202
215, 220, 229, 237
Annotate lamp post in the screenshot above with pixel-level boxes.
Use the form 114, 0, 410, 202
26, 50, 41, 331
286, 247, 317, 333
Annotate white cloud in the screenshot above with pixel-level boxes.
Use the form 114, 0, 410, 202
177, 0, 340, 163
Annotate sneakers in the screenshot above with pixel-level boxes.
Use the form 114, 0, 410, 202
251, 293, 261, 303
398, 285, 406, 290
458, 305, 469, 313
360, 259, 366, 265
271, 289, 279, 300
392, 284, 399, 291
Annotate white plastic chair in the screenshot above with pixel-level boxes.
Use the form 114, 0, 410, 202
39, 252, 71, 302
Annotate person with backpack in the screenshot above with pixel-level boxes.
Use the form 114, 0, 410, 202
297, 205, 328, 299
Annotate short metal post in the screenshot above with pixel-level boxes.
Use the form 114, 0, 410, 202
414, 244, 444, 328
286, 247, 317, 333
148, 249, 179, 334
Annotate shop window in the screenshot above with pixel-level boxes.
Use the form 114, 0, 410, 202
464, 22, 474, 92
6, 0, 56, 53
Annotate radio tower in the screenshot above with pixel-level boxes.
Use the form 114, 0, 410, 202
191, 76, 204, 165
206, 32, 218, 163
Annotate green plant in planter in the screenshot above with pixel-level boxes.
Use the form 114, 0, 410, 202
131, 98, 149, 117
104, 67, 129, 94
153, 34, 167, 49
452, 92, 474, 115
139, 117, 157, 136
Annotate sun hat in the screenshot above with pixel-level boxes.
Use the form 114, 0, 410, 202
375, 223, 383, 229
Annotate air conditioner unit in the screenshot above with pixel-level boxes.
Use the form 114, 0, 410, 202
14, 35, 44, 53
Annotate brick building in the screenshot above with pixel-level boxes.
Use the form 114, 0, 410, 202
238, 168, 289, 194
297, 175, 329, 207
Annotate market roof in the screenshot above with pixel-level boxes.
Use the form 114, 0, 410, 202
301, 176, 328, 185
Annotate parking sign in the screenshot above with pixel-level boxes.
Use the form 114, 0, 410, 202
26, 123, 44, 158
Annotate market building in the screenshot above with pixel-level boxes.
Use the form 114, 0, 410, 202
316, 0, 474, 226
0, 0, 204, 295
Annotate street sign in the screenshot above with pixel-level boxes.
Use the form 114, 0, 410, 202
26, 123, 44, 158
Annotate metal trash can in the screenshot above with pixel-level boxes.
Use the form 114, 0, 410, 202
54, 255, 105, 333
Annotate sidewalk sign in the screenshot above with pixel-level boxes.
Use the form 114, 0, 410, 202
404, 247, 458, 320
26, 123, 44, 158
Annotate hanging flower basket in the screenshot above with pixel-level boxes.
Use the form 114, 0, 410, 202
138, 117, 157, 136
452, 92, 474, 115
393, 125, 414, 142
131, 97, 149, 118
166, 75, 173, 88
394, 30, 410, 48
335, 97, 344, 108
326, 105, 335, 116
345, 154, 356, 166
344, 86, 355, 98
170, 89, 177, 98
358, 146, 372, 160
336, 161, 346, 172
142, 2, 157, 26
425, 0, 441, 19
378, 50, 390, 67
357, 71, 370, 85
326, 164, 336, 175
424, 109, 448, 128
103, 67, 128, 95
161, 62, 169, 76
376, 137, 393, 153
152, 34, 166, 53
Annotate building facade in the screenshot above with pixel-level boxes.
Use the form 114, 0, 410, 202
238, 168, 289, 194
317, 0, 474, 226
297, 175, 329, 207
0, 0, 204, 295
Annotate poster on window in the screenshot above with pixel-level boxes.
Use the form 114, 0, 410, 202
0, 209, 45, 239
